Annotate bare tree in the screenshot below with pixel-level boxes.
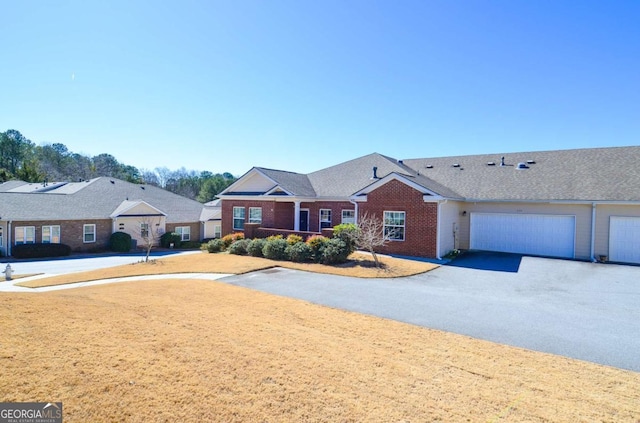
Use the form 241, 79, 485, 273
353, 213, 392, 268
137, 217, 162, 262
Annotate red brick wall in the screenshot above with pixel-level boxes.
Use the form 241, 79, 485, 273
11, 219, 113, 252
302, 201, 354, 232
222, 200, 277, 235
358, 179, 438, 258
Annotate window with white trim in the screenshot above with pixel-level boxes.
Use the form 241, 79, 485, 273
83, 224, 96, 243
213, 225, 222, 239
249, 207, 262, 224
233, 207, 245, 230
176, 226, 191, 241
141, 223, 150, 238
319, 209, 332, 230
0, 226, 3, 247
42, 225, 61, 243
383, 211, 405, 241
341, 210, 355, 224
15, 226, 36, 245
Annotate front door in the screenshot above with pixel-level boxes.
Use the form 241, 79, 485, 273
299, 210, 309, 231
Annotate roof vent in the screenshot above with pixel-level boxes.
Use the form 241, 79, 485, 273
371, 166, 379, 179
487, 161, 496, 166
140, 186, 145, 190
426, 165, 433, 169
398, 159, 403, 164
516, 162, 529, 169
500, 156, 505, 166
452, 163, 460, 168
110, 180, 115, 184
526, 160, 536, 164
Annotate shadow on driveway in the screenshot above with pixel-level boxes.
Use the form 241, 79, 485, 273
446, 251, 523, 272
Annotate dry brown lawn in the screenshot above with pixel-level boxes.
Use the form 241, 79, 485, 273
17, 251, 437, 288
1, 279, 639, 422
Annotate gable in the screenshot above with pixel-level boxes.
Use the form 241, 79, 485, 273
222, 168, 277, 195
110, 200, 166, 218
352, 173, 443, 202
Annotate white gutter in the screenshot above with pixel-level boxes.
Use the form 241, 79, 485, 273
590, 203, 597, 262
349, 199, 359, 224
7, 221, 12, 257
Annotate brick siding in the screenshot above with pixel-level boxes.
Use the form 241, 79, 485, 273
11, 219, 113, 252
359, 179, 438, 258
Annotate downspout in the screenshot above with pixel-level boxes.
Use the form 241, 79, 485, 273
436, 200, 447, 260
349, 199, 359, 224
7, 221, 12, 257
590, 203, 597, 262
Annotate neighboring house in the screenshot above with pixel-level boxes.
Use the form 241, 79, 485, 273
218, 146, 640, 265
0, 177, 207, 256
200, 199, 222, 239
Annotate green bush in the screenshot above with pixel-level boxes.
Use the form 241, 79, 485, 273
222, 232, 244, 249
306, 235, 328, 263
247, 238, 266, 257
110, 232, 132, 252
333, 223, 358, 255
266, 234, 283, 241
160, 232, 182, 248
262, 238, 288, 260
321, 238, 350, 264
286, 234, 303, 245
228, 239, 250, 255
285, 241, 312, 262
12, 243, 72, 259
205, 238, 225, 253
180, 240, 202, 249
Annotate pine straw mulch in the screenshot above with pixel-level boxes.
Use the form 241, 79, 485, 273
16, 251, 438, 288
1, 279, 639, 422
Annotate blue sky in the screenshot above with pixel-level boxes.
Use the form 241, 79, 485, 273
2, 0, 638, 176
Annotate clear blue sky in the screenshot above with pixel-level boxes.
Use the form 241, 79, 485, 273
2, 0, 638, 176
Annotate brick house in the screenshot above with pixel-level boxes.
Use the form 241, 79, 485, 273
218, 147, 640, 264
0, 177, 206, 256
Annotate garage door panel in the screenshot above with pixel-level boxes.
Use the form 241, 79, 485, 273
470, 213, 575, 258
609, 217, 640, 264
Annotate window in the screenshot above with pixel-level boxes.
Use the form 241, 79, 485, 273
319, 209, 332, 230
249, 207, 262, 224
384, 211, 405, 241
15, 226, 36, 245
341, 210, 355, 224
213, 225, 222, 239
141, 223, 150, 238
176, 226, 191, 241
83, 224, 96, 243
233, 207, 245, 230
0, 226, 3, 247
42, 225, 61, 244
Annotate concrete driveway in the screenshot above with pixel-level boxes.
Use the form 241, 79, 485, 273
221, 255, 640, 372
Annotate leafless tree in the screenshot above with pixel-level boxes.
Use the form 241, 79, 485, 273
137, 217, 161, 262
352, 213, 393, 268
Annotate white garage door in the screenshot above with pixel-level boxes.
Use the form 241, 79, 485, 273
609, 216, 640, 264
470, 213, 576, 258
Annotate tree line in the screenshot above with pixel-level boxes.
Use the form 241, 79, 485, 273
0, 129, 236, 203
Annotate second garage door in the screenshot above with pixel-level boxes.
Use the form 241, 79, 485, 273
609, 216, 640, 264
470, 213, 576, 258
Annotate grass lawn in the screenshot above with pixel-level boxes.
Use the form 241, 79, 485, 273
16, 251, 438, 288
1, 279, 639, 422
5, 252, 640, 421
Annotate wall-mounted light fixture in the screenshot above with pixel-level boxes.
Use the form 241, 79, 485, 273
462, 210, 467, 216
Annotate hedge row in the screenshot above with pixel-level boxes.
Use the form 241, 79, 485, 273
203, 231, 357, 265
12, 243, 72, 259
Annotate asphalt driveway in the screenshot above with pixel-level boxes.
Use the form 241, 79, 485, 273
221, 255, 640, 372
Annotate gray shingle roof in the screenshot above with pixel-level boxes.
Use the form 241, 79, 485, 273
256, 168, 317, 197
0, 177, 204, 222
402, 146, 640, 201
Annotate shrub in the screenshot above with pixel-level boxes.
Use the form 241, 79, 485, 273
306, 235, 328, 263
333, 223, 358, 255
110, 231, 132, 252
180, 240, 202, 249
205, 238, 225, 253
262, 238, 288, 260
12, 243, 72, 259
247, 238, 266, 257
222, 232, 244, 249
286, 234, 304, 245
285, 242, 312, 262
160, 232, 182, 248
266, 234, 283, 241
321, 238, 350, 264
228, 239, 250, 255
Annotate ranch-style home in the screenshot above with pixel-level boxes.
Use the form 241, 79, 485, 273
218, 146, 640, 265
0, 177, 206, 256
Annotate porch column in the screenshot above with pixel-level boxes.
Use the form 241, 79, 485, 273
294, 201, 301, 231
